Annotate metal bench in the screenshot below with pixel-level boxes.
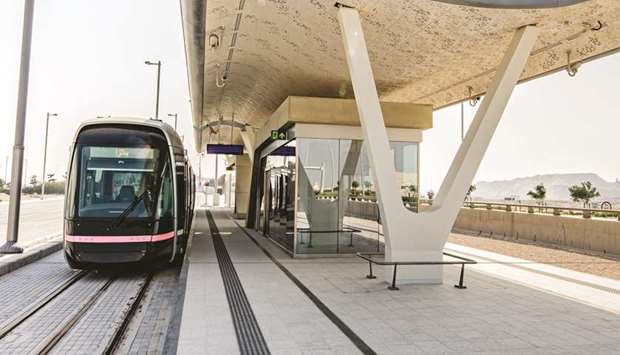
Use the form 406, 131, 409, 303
356, 252, 477, 290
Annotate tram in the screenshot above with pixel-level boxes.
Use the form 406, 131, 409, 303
63, 117, 195, 269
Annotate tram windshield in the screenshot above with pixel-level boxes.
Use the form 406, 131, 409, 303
76, 146, 161, 218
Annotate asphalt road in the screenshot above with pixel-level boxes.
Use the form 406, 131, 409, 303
0, 197, 64, 246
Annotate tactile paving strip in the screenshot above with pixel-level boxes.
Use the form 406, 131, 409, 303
206, 210, 270, 355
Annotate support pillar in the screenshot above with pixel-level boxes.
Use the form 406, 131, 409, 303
240, 130, 255, 162
338, 5, 539, 284
234, 154, 252, 218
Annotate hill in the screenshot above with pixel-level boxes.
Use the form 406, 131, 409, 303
472, 173, 620, 202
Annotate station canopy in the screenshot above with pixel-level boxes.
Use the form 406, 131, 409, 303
181, 0, 620, 151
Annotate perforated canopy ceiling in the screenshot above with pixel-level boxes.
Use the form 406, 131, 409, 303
180, 0, 620, 151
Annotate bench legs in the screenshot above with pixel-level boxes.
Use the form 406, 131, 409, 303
454, 264, 467, 289
388, 265, 399, 291
366, 259, 377, 279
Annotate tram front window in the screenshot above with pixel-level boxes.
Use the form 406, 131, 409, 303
77, 146, 161, 218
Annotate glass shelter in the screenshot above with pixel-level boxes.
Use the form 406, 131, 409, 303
253, 125, 420, 256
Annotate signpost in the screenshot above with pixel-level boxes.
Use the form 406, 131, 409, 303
271, 130, 287, 140
206, 144, 244, 155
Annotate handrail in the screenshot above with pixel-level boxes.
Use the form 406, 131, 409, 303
338, 196, 618, 220
461, 201, 620, 221
356, 252, 477, 290
463, 200, 620, 214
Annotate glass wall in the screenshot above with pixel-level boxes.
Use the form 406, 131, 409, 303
296, 138, 418, 254
260, 141, 296, 251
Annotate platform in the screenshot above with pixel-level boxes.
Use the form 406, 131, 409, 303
178, 208, 620, 354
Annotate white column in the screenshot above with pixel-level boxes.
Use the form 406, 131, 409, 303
338, 5, 539, 284
240, 130, 255, 162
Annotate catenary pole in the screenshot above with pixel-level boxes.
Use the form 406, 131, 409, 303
2, 0, 36, 254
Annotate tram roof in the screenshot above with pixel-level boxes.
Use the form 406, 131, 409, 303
181, 0, 620, 152
74, 117, 185, 149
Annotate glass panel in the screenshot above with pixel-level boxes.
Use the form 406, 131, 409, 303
262, 141, 296, 251
391, 141, 419, 212
296, 138, 340, 253
294, 138, 418, 255
77, 146, 160, 218
340, 140, 383, 253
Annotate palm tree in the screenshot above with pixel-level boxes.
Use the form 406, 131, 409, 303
568, 181, 601, 208
527, 183, 546, 205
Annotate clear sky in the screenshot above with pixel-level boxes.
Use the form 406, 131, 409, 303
1, 1, 619, 194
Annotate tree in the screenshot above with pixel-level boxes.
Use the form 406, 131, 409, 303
568, 181, 600, 208
465, 184, 476, 201
350, 180, 360, 196
527, 183, 546, 204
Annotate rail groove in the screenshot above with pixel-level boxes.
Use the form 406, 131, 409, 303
104, 272, 155, 354
0, 270, 90, 340
35, 276, 117, 354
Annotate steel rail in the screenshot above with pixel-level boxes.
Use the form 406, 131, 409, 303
35, 276, 116, 355
0, 270, 90, 340
103, 272, 155, 355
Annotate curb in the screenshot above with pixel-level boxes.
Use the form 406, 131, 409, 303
0, 237, 63, 277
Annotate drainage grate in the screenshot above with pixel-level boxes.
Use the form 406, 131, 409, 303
206, 210, 271, 355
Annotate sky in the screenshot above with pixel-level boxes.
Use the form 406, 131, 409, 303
1, 0, 619, 194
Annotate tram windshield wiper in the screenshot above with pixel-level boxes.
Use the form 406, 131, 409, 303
109, 189, 151, 229
107, 161, 167, 231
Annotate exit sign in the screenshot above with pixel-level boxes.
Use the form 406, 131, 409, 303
271, 130, 287, 140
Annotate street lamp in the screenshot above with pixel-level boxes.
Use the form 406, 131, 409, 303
144, 60, 161, 118
2, 0, 35, 254
167, 113, 178, 130
41, 112, 58, 200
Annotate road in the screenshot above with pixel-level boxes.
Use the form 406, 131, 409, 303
0, 197, 64, 246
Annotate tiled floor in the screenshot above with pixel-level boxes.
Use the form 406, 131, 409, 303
179, 208, 620, 354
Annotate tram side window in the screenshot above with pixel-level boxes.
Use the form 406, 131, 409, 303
176, 164, 186, 224
157, 163, 173, 219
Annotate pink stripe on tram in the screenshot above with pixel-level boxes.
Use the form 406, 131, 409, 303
151, 231, 175, 242
65, 231, 175, 243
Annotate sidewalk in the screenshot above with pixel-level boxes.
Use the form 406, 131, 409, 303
178, 208, 620, 354
178, 208, 360, 354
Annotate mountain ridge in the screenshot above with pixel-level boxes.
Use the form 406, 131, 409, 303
472, 173, 620, 201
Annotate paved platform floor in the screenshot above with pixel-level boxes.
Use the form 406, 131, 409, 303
178, 208, 620, 354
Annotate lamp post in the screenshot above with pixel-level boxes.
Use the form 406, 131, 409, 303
144, 60, 161, 119
167, 113, 178, 130
41, 112, 58, 199
2, 0, 35, 254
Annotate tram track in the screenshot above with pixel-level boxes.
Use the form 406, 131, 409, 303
0, 269, 91, 340
0, 269, 156, 355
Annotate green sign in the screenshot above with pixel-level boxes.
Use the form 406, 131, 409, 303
271, 130, 287, 140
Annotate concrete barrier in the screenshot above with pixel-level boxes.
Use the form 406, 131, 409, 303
454, 208, 620, 256
345, 200, 620, 256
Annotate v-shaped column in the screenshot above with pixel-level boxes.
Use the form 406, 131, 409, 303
338, 6, 539, 284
